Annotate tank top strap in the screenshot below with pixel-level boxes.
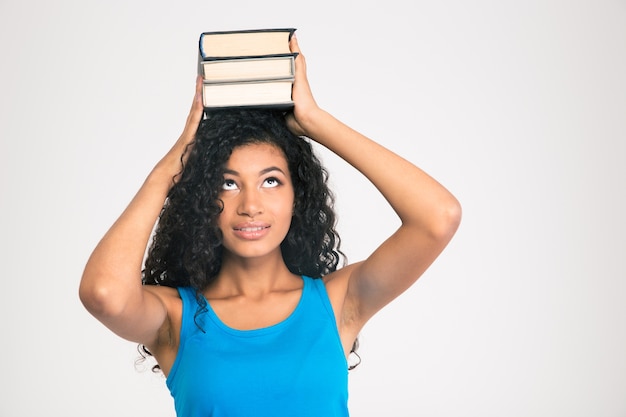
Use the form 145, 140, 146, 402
176, 287, 206, 347
304, 276, 336, 323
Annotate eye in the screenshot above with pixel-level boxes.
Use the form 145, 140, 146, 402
222, 179, 238, 191
263, 177, 282, 188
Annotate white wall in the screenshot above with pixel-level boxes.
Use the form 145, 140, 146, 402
1, 0, 625, 416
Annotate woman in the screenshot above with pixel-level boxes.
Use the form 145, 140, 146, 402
79, 36, 461, 416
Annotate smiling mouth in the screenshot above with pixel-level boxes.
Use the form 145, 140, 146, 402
233, 224, 271, 240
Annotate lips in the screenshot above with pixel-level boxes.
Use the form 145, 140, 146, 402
233, 222, 271, 239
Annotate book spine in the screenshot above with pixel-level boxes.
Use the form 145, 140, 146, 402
199, 28, 296, 37
199, 52, 298, 62
203, 102, 294, 112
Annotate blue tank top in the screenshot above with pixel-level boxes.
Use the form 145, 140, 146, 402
166, 276, 349, 417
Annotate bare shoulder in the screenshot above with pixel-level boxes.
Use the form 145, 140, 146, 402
144, 285, 182, 307
143, 285, 183, 328
323, 265, 351, 298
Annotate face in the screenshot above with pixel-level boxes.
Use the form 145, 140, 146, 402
218, 142, 295, 261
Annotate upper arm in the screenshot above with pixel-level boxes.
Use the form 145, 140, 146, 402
341, 205, 461, 330
79, 282, 175, 347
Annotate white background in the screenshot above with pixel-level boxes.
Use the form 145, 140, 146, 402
1, 0, 625, 416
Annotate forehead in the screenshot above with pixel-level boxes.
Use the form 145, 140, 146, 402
225, 142, 289, 171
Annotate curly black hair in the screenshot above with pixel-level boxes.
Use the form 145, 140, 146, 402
142, 108, 344, 289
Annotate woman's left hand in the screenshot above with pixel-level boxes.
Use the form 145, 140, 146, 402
285, 35, 322, 137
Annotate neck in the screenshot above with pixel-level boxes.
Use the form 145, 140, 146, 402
208, 252, 299, 298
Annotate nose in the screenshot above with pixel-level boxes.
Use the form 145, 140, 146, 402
237, 188, 263, 218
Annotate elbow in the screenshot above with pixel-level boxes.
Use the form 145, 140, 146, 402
79, 274, 128, 320
430, 197, 462, 243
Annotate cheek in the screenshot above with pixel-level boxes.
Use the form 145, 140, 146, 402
266, 199, 294, 232
276, 195, 295, 217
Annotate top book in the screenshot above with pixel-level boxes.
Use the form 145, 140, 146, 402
199, 28, 296, 59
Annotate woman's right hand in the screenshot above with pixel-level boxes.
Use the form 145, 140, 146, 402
158, 75, 204, 178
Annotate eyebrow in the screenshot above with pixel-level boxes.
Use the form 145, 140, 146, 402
223, 166, 287, 177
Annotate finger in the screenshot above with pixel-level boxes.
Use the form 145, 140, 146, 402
290, 35, 307, 72
289, 34, 301, 54
191, 75, 204, 113
184, 76, 204, 130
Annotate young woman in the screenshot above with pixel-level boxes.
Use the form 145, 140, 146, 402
79, 36, 461, 416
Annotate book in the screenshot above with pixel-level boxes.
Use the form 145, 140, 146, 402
201, 79, 294, 109
199, 28, 296, 59
200, 53, 296, 83
197, 28, 297, 110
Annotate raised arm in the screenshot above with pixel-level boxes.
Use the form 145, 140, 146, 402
287, 37, 462, 331
79, 77, 204, 345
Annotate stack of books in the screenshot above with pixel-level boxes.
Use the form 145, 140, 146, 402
197, 28, 297, 109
